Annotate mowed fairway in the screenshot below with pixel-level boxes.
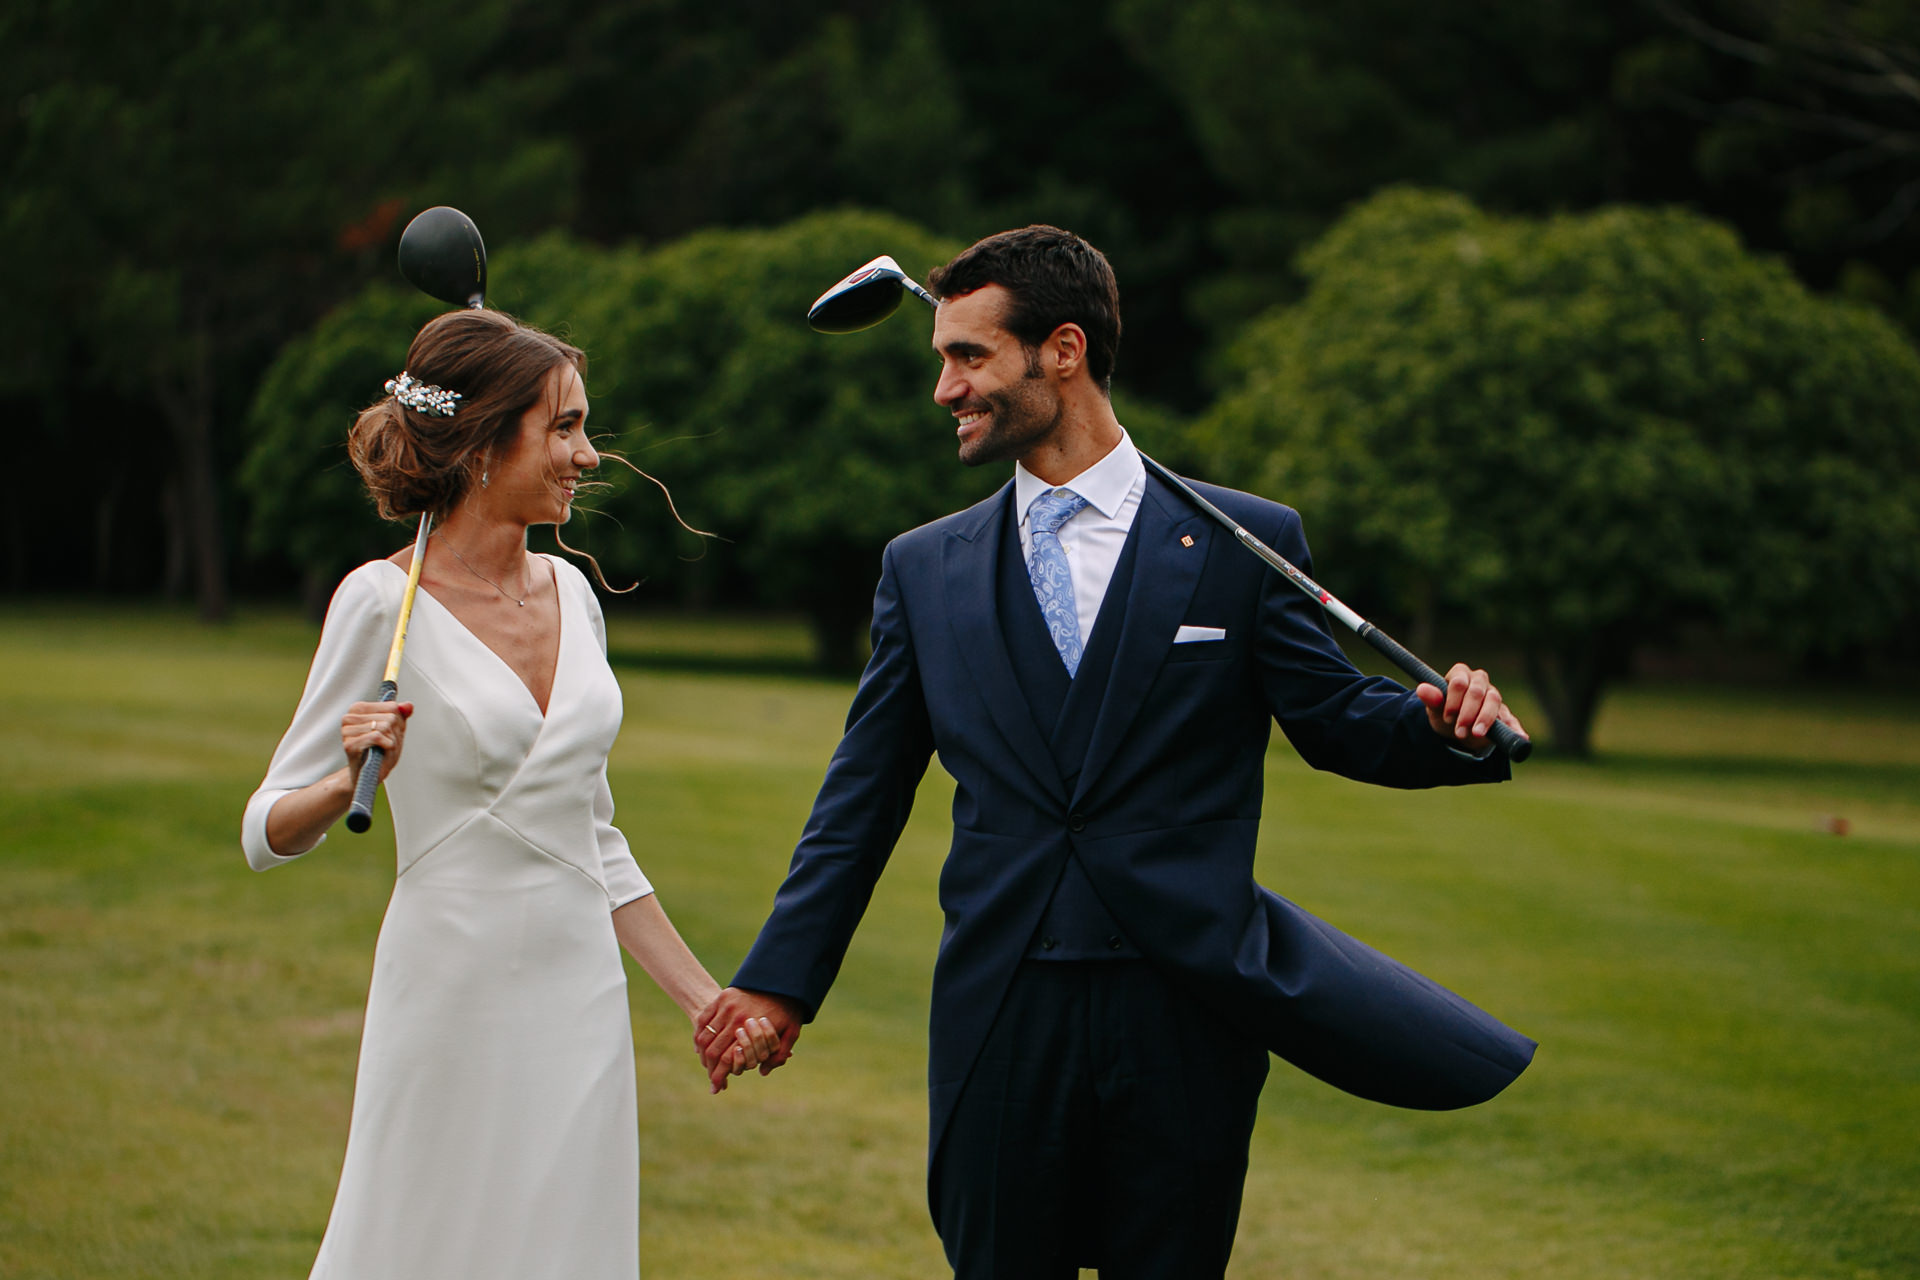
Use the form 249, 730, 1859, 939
1, 607, 1915, 1279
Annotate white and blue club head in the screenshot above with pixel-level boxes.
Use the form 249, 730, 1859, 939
807, 255, 937, 333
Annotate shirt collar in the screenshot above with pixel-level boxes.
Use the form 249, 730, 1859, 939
1014, 429, 1143, 523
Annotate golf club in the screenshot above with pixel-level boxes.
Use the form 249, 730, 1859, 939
398, 205, 488, 311
345, 512, 432, 832
345, 207, 490, 832
807, 257, 1532, 763
806, 256, 937, 333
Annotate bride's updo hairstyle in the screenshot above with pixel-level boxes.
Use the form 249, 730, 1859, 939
350, 309, 585, 521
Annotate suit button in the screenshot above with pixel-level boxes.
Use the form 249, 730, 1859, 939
1041, 936, 1059, 951
1068, 812, 1086, 832
1107, 936, 1124, 951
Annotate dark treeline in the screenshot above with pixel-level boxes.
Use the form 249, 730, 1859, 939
7, 0, 1920, 623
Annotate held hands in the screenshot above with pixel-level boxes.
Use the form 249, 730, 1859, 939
695, 988, 804, 1094
1415, 664, 1528, 755
341, 700, 413, 782
702, 1015, 782, 1093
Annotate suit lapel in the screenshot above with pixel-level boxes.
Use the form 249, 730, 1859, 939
1072, 475, 1210, 807
943, 484, 1070, 805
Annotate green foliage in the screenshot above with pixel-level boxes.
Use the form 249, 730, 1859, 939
1114, 0, 1613, 207
507, 0, 1226, 406
580, 208, 1193, 666
615, 212, 971, 560
241, 286, 442, 591
241, 233, 640, 587
1614, 2, 1920, 306
1110, 0, 1642, 329
0, 0, 578, 613
0, 0, 576, 376
245, 211, 1000, 666
584, 210, 983, 669
17, 0, 1920, 622
1199, 188, 1920, 752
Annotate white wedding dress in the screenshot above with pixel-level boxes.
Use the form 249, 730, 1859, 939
243, 555, 649, 1279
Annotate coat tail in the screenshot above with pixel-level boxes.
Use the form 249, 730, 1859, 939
1221, 887, 1535, 1110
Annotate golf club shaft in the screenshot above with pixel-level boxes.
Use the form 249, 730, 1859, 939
810, 257, 1530, 761
1138, 454, 1532, 762
346, 513, 433, 833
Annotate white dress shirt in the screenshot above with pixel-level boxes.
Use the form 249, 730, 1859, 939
1014, 430, 1146, 647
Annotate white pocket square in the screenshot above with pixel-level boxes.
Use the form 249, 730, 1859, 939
1174, 625, 1226, 643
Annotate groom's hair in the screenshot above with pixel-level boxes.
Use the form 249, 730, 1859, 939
929, 225, 1121, 394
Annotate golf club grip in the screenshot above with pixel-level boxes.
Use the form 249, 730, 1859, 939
345, 747, 384, 833
1362, 626, 1533, 762
344, 681, 400, 834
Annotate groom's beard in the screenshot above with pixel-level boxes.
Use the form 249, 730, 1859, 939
956, 371, 1065, 469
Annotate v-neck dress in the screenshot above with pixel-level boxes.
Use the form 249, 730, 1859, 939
242, 555, 651, 1280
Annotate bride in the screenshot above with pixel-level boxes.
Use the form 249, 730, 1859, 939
242, 307, 774, 1278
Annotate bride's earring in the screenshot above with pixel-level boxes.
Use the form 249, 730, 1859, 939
481, 469, 490, 488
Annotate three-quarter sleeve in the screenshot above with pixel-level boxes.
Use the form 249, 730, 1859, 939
592, 765, 652, 908
241, 564, 395, 871
575, 562, 653, 909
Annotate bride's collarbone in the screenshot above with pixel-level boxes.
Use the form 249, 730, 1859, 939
422, 568, 561, 687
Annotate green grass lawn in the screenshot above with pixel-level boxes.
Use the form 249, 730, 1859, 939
1, 605, 1915, 1278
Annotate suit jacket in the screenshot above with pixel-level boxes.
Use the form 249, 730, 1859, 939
733, 472, 1537, 1173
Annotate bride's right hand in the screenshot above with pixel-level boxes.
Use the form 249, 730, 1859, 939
731, 1016, 780, 1072
341, 701, 413, 783
717, 1016, 781, 1089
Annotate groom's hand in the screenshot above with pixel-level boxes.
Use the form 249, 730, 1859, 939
696, 988, 803, 1092
1416, 662, 1525, 754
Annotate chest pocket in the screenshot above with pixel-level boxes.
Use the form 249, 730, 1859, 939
1164, 636, 1233, 665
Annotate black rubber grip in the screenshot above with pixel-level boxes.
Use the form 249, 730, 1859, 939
1362, 626, 1533, 763
344, 747, 383, 832
344, 681, 399, 833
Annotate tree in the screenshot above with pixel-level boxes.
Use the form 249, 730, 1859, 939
1622, 1, 1920, 320
1198, 188, 1920, 755
593, 209, 1202, 670
250, 208, 1194, 666
583, 210, 986, 672
241, 284, 446, 614
249, 212, 1008, 667
1106, 0, 1920, 351
1, 0, 576, 618
243, 235, 655, 614
522, 0, 1229, 408
1109, 0, 1667, 332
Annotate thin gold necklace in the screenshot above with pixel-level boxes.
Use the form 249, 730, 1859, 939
440, 538, 529, 607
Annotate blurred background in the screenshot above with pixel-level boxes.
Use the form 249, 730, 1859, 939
5, 5, 1920, 1279
7, 0, 1920, 751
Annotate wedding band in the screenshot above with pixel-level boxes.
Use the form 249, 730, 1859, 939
704, 1024, 720, 1035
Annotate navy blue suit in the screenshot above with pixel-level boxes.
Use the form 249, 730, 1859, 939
733, 471, 1535, 1259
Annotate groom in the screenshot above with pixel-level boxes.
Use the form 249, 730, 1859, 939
699, 225, 1535, 1279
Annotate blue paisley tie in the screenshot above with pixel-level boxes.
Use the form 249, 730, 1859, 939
1027, 487, 1091, 675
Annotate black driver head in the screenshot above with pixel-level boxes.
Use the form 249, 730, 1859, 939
807, 256, 911, 333
398, 206, 487, 309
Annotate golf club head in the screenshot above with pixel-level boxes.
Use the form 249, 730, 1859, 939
398, 206, 487, 309
807, 256, 913, 333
